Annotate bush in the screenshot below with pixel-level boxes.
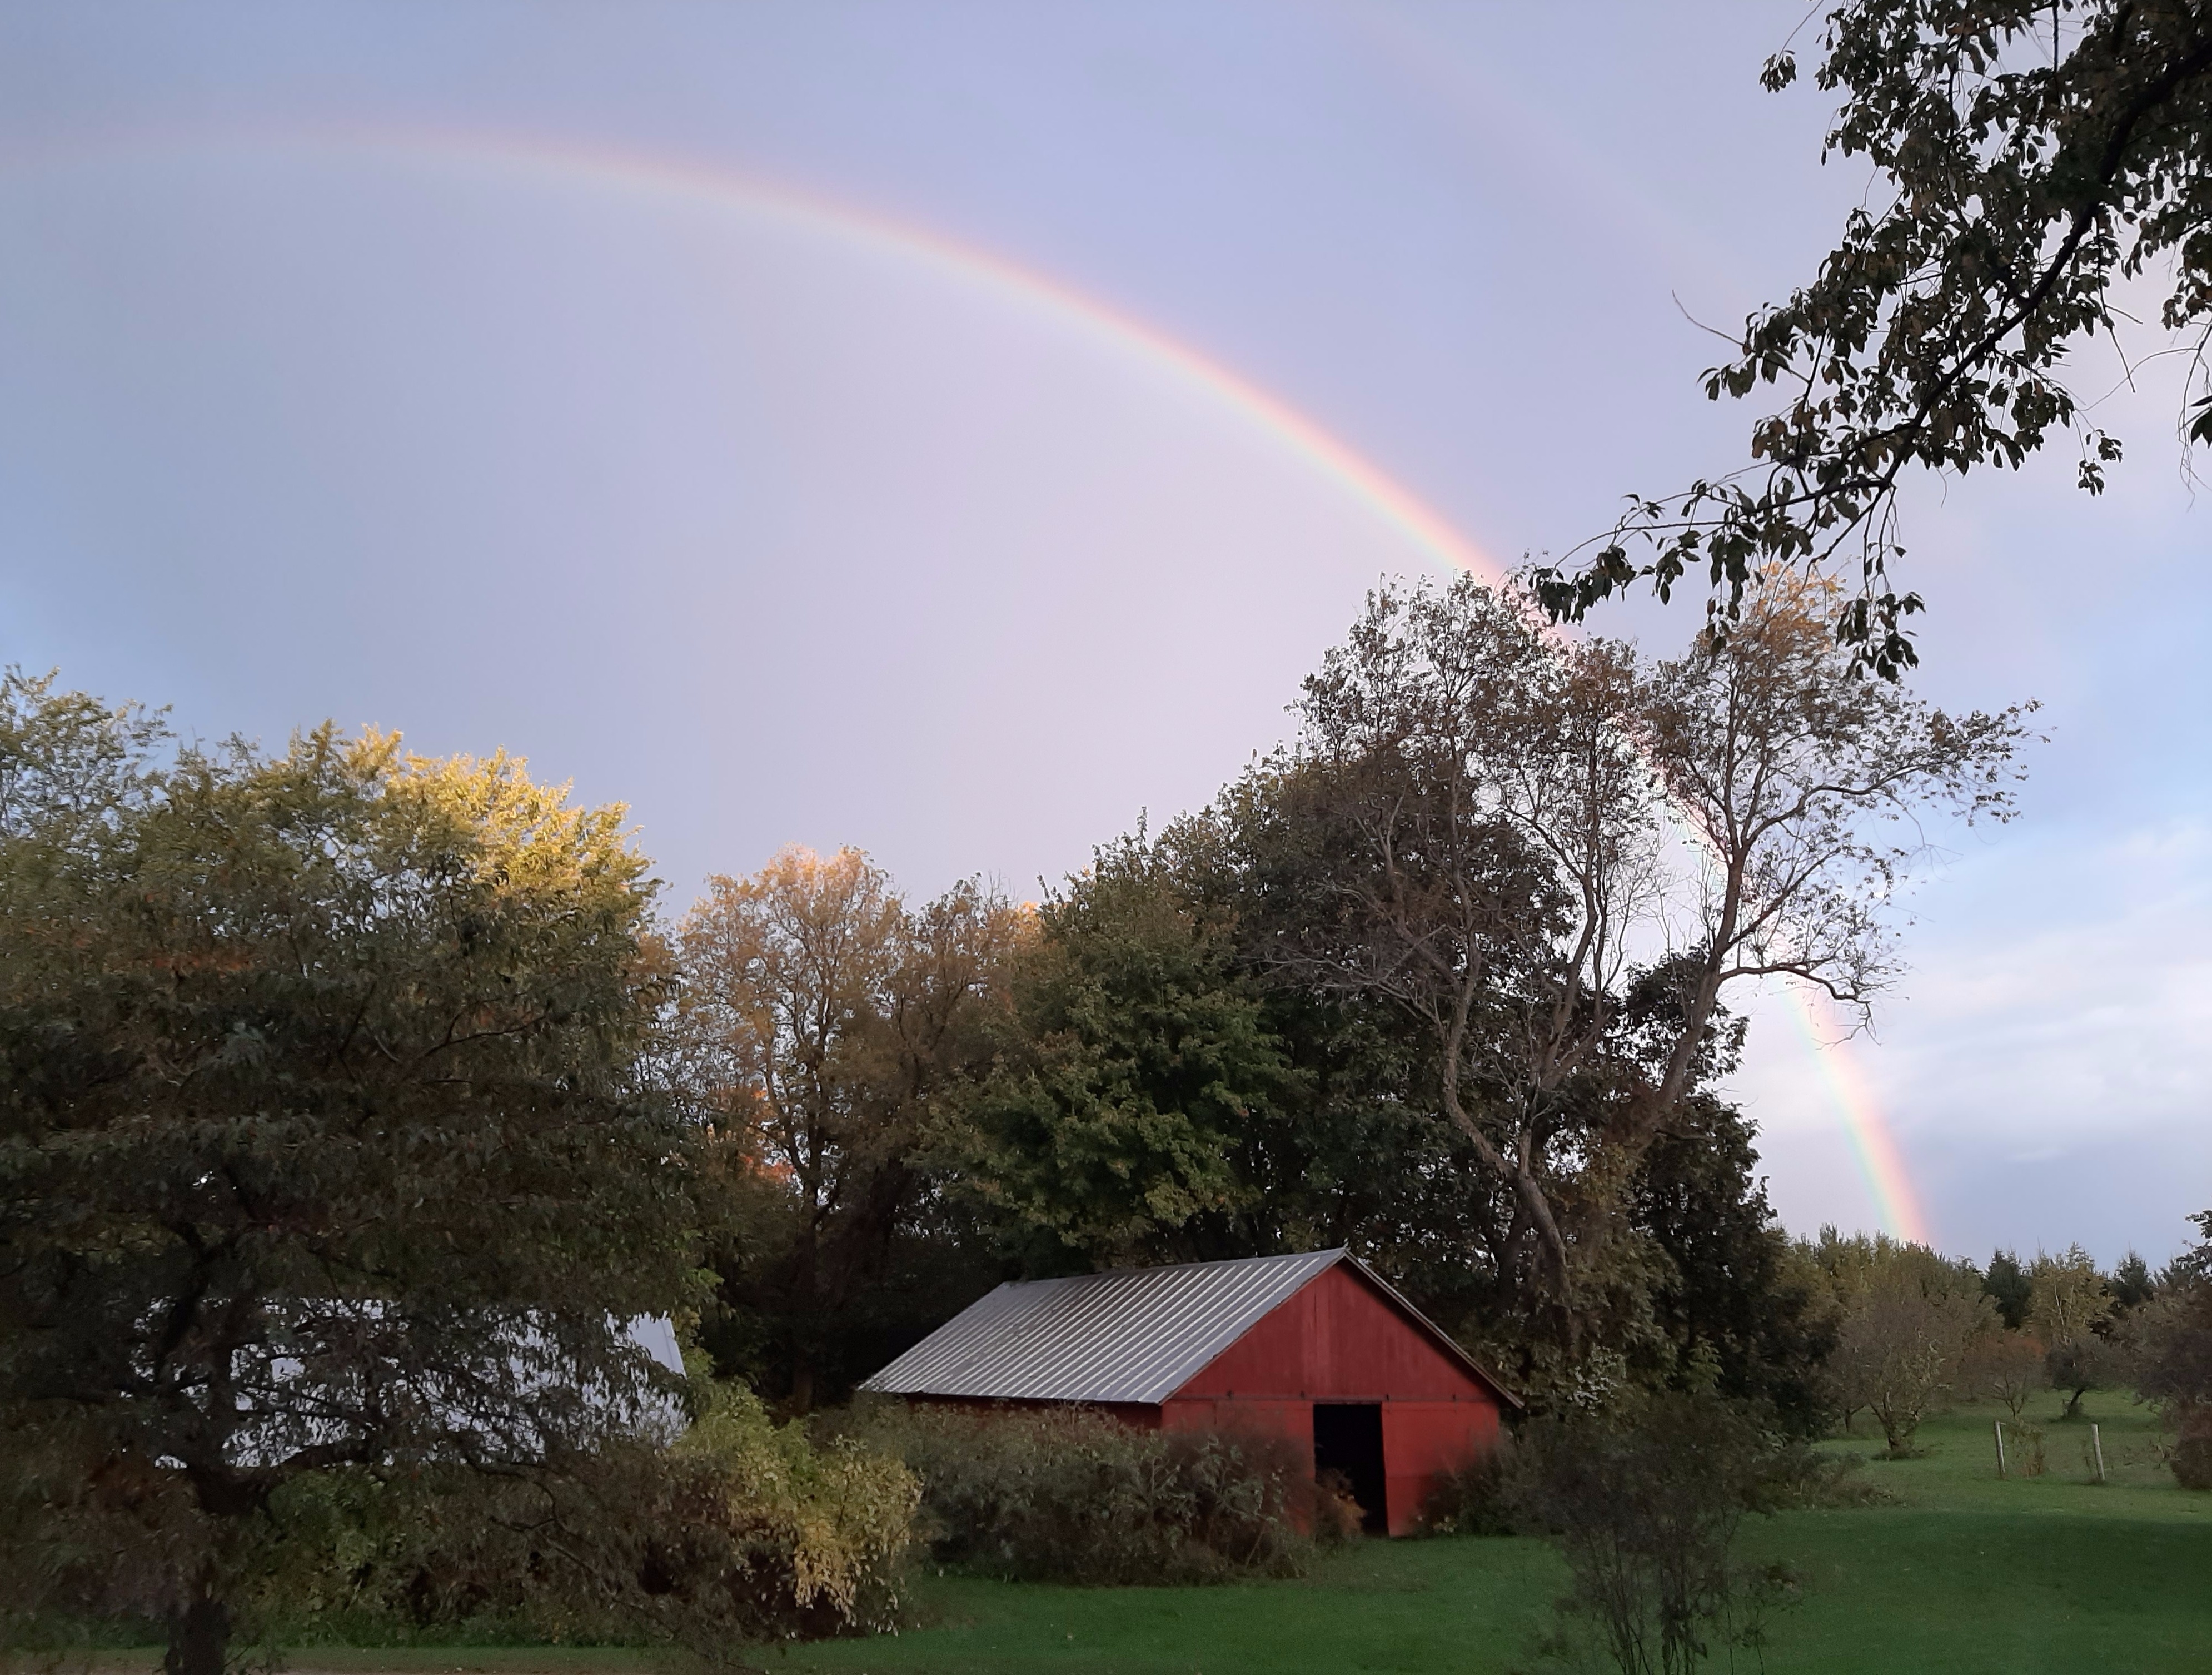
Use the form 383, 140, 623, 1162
845, 1401, 1322, 1583
1416, 1440, 1517, 1536
2173, 1428, 2212, 1492
1505, 1394, 1799, 1674
185, 1382, 921, 1659
2131, 1261, 2212, 1490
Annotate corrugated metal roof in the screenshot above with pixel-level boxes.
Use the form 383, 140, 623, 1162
859, 1248, 1347, 1405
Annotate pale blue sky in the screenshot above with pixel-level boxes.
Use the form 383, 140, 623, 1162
1, 2, 2205, 1262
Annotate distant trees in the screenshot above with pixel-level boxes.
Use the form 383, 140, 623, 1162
2134, 1211, 2212, 1489
1960, 1331, 2046, 1417
1805, 1234, 1987, 1453
0, 678, 700, 1675
675, 846, 1025, 1409
2027, 1245, 2118, 1418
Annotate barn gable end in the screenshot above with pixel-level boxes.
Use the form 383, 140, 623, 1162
1172, 1263, 1503, 1403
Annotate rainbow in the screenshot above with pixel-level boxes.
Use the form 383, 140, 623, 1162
3, 123, 1932, 1242
303, 124, 1502, 591
1781, 986, 1931, 1244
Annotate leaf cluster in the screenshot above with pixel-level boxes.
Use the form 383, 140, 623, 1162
1538, 0, 2212, 673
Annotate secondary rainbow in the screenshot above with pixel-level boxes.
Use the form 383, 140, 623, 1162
12, 123, 1934, 1242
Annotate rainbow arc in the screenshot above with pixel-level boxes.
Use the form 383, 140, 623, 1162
0, 123, 1931, 1243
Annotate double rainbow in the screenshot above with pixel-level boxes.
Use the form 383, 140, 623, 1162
6, 124, 1930, 1242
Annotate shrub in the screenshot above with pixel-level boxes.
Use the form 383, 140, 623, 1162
2130, 1255, 2212, 1490
1416, 1440, 1517, 1536
166, 1381, 923, 1659
1505, 1394, 1799, 1675
846, 1401, 1320, 1583
2173, 1426, 2212, 1492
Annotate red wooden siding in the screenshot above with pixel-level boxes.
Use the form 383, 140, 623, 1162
1173, 1264, 1492, 1402
1166, 1264, 1501, 1534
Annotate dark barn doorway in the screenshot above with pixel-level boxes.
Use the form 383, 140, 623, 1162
1312, 1402, 1386, 1534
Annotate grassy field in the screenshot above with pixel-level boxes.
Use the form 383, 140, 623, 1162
774, 1389, 2211, 1675
73, 1389, 2212, 1675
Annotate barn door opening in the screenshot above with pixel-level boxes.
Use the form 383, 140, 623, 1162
1312, 1402, 1386, 1534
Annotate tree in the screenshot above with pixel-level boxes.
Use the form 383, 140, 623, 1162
941, 836, 1296, 1270
1810, 1236, 1987, 1451
1984, 1249, 2033, 1329
1205, 574, 2024, 1356
2028, 1244, 2116, 1416
1535, 1, 2212, 673
1631, 1099, 1835, 1434
1631, 573, 2033, 1067
1960, 1330, 2047, 1415
2111, 1250, 2160, 1312
1234, 578, 1658, 1330
0, 676, 697, 1675
675, 847, 1024, 1409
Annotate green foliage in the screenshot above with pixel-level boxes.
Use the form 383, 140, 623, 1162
1537, 0, 2212, 673
846, 1401, 1322, 1584
1413, 1443, 1516, 1538
1505, 1394, 1796, 1675
208, 1380, 919, 1657
939, 838, 1294, 1270
0, 674, 700, 1674
1805, 1232, 1989, 1452
1984, 1250, 2032, 1330
1631, 1100, 1834, 1434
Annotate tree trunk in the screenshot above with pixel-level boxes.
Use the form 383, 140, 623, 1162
165, 1590, 231, 1675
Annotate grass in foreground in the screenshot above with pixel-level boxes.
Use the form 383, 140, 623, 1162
69, 1390, 2212, 1675
778, 1389, 2210, 1675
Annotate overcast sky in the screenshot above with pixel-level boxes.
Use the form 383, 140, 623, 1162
2, 2, 2205, 1264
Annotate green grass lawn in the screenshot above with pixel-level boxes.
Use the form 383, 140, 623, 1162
773, 1389, 2212, 1675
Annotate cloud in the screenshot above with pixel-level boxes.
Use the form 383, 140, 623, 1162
1731, 817, 2212, 1258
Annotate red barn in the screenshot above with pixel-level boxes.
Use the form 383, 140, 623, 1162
859, 1248, 1517, 1535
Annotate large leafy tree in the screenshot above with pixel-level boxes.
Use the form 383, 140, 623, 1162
1201, 575, 2023, 1358
939, 837, 1296, 1271
675, 847, 1023, 1408
1538, 0, 2212, 673
0, 677, 697, 1675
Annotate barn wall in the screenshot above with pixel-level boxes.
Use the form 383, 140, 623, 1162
1174, 1265, 1494, 1402
1158, 1396, 1313, 1449
1380, 1400, 1501, 1535
1168, 1265, 1504, 1535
